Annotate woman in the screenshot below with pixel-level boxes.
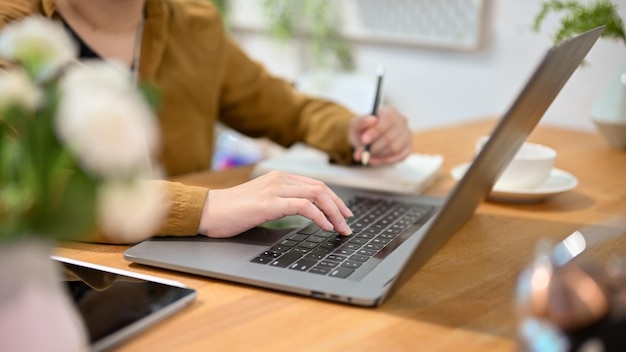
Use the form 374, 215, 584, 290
0, 0, 413, 243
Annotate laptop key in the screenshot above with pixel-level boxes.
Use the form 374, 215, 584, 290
314, 230, 336, 238
291, 247, 310, 255
314, 247, 332, 255
317, 260, 339, 268
319, 242, 338, 250
363, 243, 384, 251
270, 251, 303, 268
280, 239, 299, 247
269, 245, 291, 253
305, 251, 326, 260
342, 243, 362, 251
342, 260, 362, 269
332, 248, 354, 256
298, 223, 320, 235
385, 226, 404, 234
350, 255, 370, 262
329, 266, 355, 279
357, 249, 377, 256
371, 238, 391, 245
309, 266, 331, 275
288, 233, 309, 242
348, 238, 368, 245
262, 251, 281, 258
326, 254, 347, 262
289, 259, 318, 271
378, 233, 397, 240
307, 236, 327, 243
251, 256, 272, 264
297, 241, 320, 249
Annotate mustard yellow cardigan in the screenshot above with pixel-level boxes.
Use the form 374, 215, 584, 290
0, 0, 355, 242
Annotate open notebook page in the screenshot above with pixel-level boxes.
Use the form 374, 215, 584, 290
251, 143, 443, 194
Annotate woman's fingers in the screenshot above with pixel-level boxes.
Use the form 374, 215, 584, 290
199, 171, 353, 239
273, 173, 353, 235
284, 173, 353, 217
349, 106, 413, 166
366, 128, 413, 165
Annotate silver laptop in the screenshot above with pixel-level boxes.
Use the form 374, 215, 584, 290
124, 27, 603, 307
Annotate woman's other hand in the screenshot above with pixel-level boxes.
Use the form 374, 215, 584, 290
349, 106, 413, 166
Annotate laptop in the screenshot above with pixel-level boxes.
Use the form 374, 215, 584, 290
124, 27, 603, 307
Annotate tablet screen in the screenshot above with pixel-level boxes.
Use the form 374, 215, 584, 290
54, 257, 196, 351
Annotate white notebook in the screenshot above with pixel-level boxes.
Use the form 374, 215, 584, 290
251, 143, 443, 194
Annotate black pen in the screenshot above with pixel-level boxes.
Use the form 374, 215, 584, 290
362, 66, 384, 166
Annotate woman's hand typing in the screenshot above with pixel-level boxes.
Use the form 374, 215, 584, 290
198, 171, 353, 239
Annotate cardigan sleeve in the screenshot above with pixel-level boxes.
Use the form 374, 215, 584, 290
154, 180, 208, 236
0, 0, 39, 23
67, 180, 209, 244
216, 35, 356, 164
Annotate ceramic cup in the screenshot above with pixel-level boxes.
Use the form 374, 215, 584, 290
477, 136, 557, 189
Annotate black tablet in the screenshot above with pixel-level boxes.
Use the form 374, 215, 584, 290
52, 256, 197, 352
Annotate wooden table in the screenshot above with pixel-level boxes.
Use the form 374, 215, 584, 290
55, 119, 626, 351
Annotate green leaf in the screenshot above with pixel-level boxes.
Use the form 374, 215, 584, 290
534, 0, 626, 46
259, 0, 354, 71
33, 169, 99, 241
139, 81, 162, 115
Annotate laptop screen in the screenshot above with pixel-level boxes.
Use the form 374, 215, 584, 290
386, 26, 605, 296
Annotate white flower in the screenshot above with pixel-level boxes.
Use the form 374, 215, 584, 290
0, 68, 42, 113
60, 60, 135, 95
97, 180, 168, 242
55, 64, 160, 178
0, 16, 77, 82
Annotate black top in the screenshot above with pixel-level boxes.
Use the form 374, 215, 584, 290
61, 19, 101, 60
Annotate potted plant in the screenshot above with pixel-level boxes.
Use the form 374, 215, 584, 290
533, 0, 625, 46
0, 16, 166, 350
533, 0, 626, 149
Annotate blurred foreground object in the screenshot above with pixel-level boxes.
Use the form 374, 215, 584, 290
0, 15, 166, 243
0, 16, 166, 351
516, 217, 626, 352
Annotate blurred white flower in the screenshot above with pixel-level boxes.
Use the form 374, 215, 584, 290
0, 68, 42, 113
55, 63, 160, 178
97, 180, 168, 242
0, 16, 77, 82
60, 59, 135, 95
1, 15, 164, 244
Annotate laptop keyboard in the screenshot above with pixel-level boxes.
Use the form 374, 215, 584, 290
250, 195, 434, 279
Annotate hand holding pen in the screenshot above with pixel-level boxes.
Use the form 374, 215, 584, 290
361, 66, 385, 166
349, 67, 413, 167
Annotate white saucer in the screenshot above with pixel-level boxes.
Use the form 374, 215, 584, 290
451, 163, 578, 203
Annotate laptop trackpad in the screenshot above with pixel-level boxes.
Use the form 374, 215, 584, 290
132, 215, 311, 268
234, 215, 310, 245
150, 215, 308, 245
202, 214, 311, 245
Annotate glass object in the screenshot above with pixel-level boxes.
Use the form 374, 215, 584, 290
516, 218, 626, 352
591, 64, 626, 150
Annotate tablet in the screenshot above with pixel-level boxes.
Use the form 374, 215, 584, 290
52, 256, 197, 352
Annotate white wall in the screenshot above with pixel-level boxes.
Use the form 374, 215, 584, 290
232, 0, 626, 133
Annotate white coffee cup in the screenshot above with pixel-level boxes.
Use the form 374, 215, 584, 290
476, 136, 557, 189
